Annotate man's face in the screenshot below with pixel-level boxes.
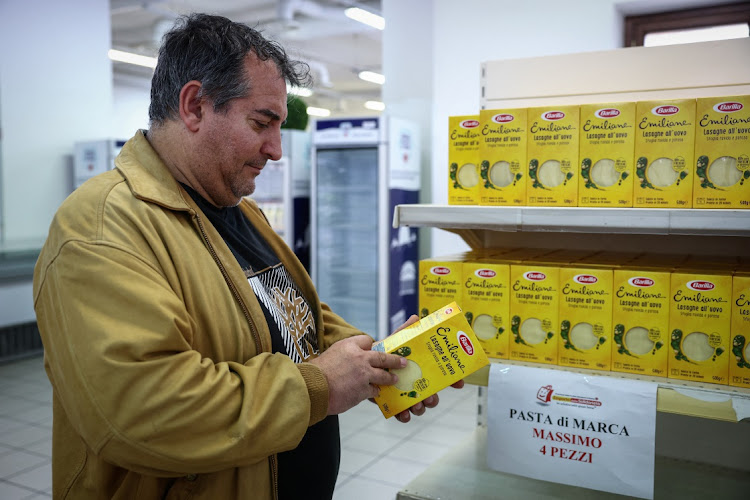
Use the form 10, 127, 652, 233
193, 54, 288, 207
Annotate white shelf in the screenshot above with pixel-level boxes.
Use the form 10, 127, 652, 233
397, 427, 750, 500
393, 205, 750, 237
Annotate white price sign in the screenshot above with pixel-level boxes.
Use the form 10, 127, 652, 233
487, 364, 658, 499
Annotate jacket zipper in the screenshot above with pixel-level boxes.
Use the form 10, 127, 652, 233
194, 212, 279, 499
193, 213, 262, 354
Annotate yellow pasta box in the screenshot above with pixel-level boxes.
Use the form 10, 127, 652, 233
612, 267, 671, 378
730, 270, 750, 388
461, 257, 510, 359
478, 108, 528, 205
372, 302, 490, 418
634, 99, 696, 208
419, 253, 469, 319
448, 115, 481, 205
527, 106, 580, 207
558, 263, 614, 371
508, 257, 564, 366
694, 95, 750, 209
578, 102, 636, 207
668, 268, 732, 385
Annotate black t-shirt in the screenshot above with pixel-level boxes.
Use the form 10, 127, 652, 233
183, 185, 340, 499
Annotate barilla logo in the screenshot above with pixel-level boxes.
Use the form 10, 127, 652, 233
444, 307, 454, 315
652, 105, 679, 116
461, 119, 480, 129
542, 111, 565, 121
629, 277, 654, 287
524, 271, 546, 281
431, 266, 451, 276
575, 274, 598, 285
595, 108, 620, 119
475, 269, 496, 278
714, 102, 744, 113
688, 280, 715, 291
493, 113, 514, 123
458, 332, 474, 355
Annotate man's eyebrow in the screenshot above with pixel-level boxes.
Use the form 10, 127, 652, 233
256, 108, 282, 121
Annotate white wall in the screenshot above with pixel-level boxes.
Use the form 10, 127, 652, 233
112, 73, 151, 140
0, 0, 112, 244
0, 0, 111, 327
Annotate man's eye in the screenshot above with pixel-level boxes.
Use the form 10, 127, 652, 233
253, 120, 270, 129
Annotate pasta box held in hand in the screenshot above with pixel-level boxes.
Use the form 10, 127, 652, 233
372, 302, 489, 418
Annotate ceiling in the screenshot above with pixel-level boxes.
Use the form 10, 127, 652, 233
110, 0, 383, 114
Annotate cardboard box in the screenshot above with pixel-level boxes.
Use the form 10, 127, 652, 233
612, 267, 671, 378
730, 271, 750, 388
527, 105, 580, 207
578, 102, 637, 207
478, 108, 528, 205
558, 264, 614, 371
668, 268, 732, 385
461, 257, 511, 359
448, 115, 481, 205
633, 99, 696, 208
693, 95, 750, 209
372, 302, 490, 418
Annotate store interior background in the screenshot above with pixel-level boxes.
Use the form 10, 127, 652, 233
3, 0, 746, 333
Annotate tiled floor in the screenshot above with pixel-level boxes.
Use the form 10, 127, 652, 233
0, 355, 479, 500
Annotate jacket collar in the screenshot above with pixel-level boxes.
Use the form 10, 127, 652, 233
115, 129, 191, 211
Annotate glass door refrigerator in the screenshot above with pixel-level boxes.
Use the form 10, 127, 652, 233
250, 129, 311, 270
312, 116, 420, 340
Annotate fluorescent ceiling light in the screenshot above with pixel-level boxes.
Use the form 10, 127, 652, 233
287, 85, 313, 97
307, 106, 331, 117
365, 100, 385, 111
108, 49, 157, 69
345, 7, 385, 30
358, 71, 385, 85
644, 23, 749, 47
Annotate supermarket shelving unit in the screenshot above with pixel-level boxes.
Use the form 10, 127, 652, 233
395, 38, 750, 499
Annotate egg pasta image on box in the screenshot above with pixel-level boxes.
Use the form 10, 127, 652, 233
634, 99, 696, 208
527, 105, 580, 207
448, 115, 481, 205
578, 102, 636, 207
730, 271, 750, 388
668, 269, 731, 385
372, 302, 489, 418
693, 95, 750, 209
478, 108, 528, 206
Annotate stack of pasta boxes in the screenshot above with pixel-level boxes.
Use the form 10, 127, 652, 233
419, 250, 750, 389
448, 95, 749, 209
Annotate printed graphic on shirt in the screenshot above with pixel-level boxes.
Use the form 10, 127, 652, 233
247, 264, 318, 363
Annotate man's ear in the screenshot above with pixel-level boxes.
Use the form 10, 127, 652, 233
179, 80, 205, 132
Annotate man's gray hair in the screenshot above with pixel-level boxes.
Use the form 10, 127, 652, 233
149, 13, 311, 126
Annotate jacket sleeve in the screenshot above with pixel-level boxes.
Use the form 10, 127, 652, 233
33, 239, 316, 477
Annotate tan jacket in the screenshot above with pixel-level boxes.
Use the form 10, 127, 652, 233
33, 130, 362, 499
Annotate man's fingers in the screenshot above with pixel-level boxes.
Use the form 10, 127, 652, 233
371, 350, 407, 370
370, 368, 398, 387
423, 394, 439, 408
451, 380, 465, 389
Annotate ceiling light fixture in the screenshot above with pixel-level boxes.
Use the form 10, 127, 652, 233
365, 101, 385, 111
108, 49, 157, 69
307, 106, 331, 117
358, 71, 385, 85
344, 7, 385, 30
287, 85, 313, 97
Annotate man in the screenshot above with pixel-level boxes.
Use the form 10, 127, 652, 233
33, 13, 458, 500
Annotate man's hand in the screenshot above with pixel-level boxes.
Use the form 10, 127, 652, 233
310, 335, 406, 415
